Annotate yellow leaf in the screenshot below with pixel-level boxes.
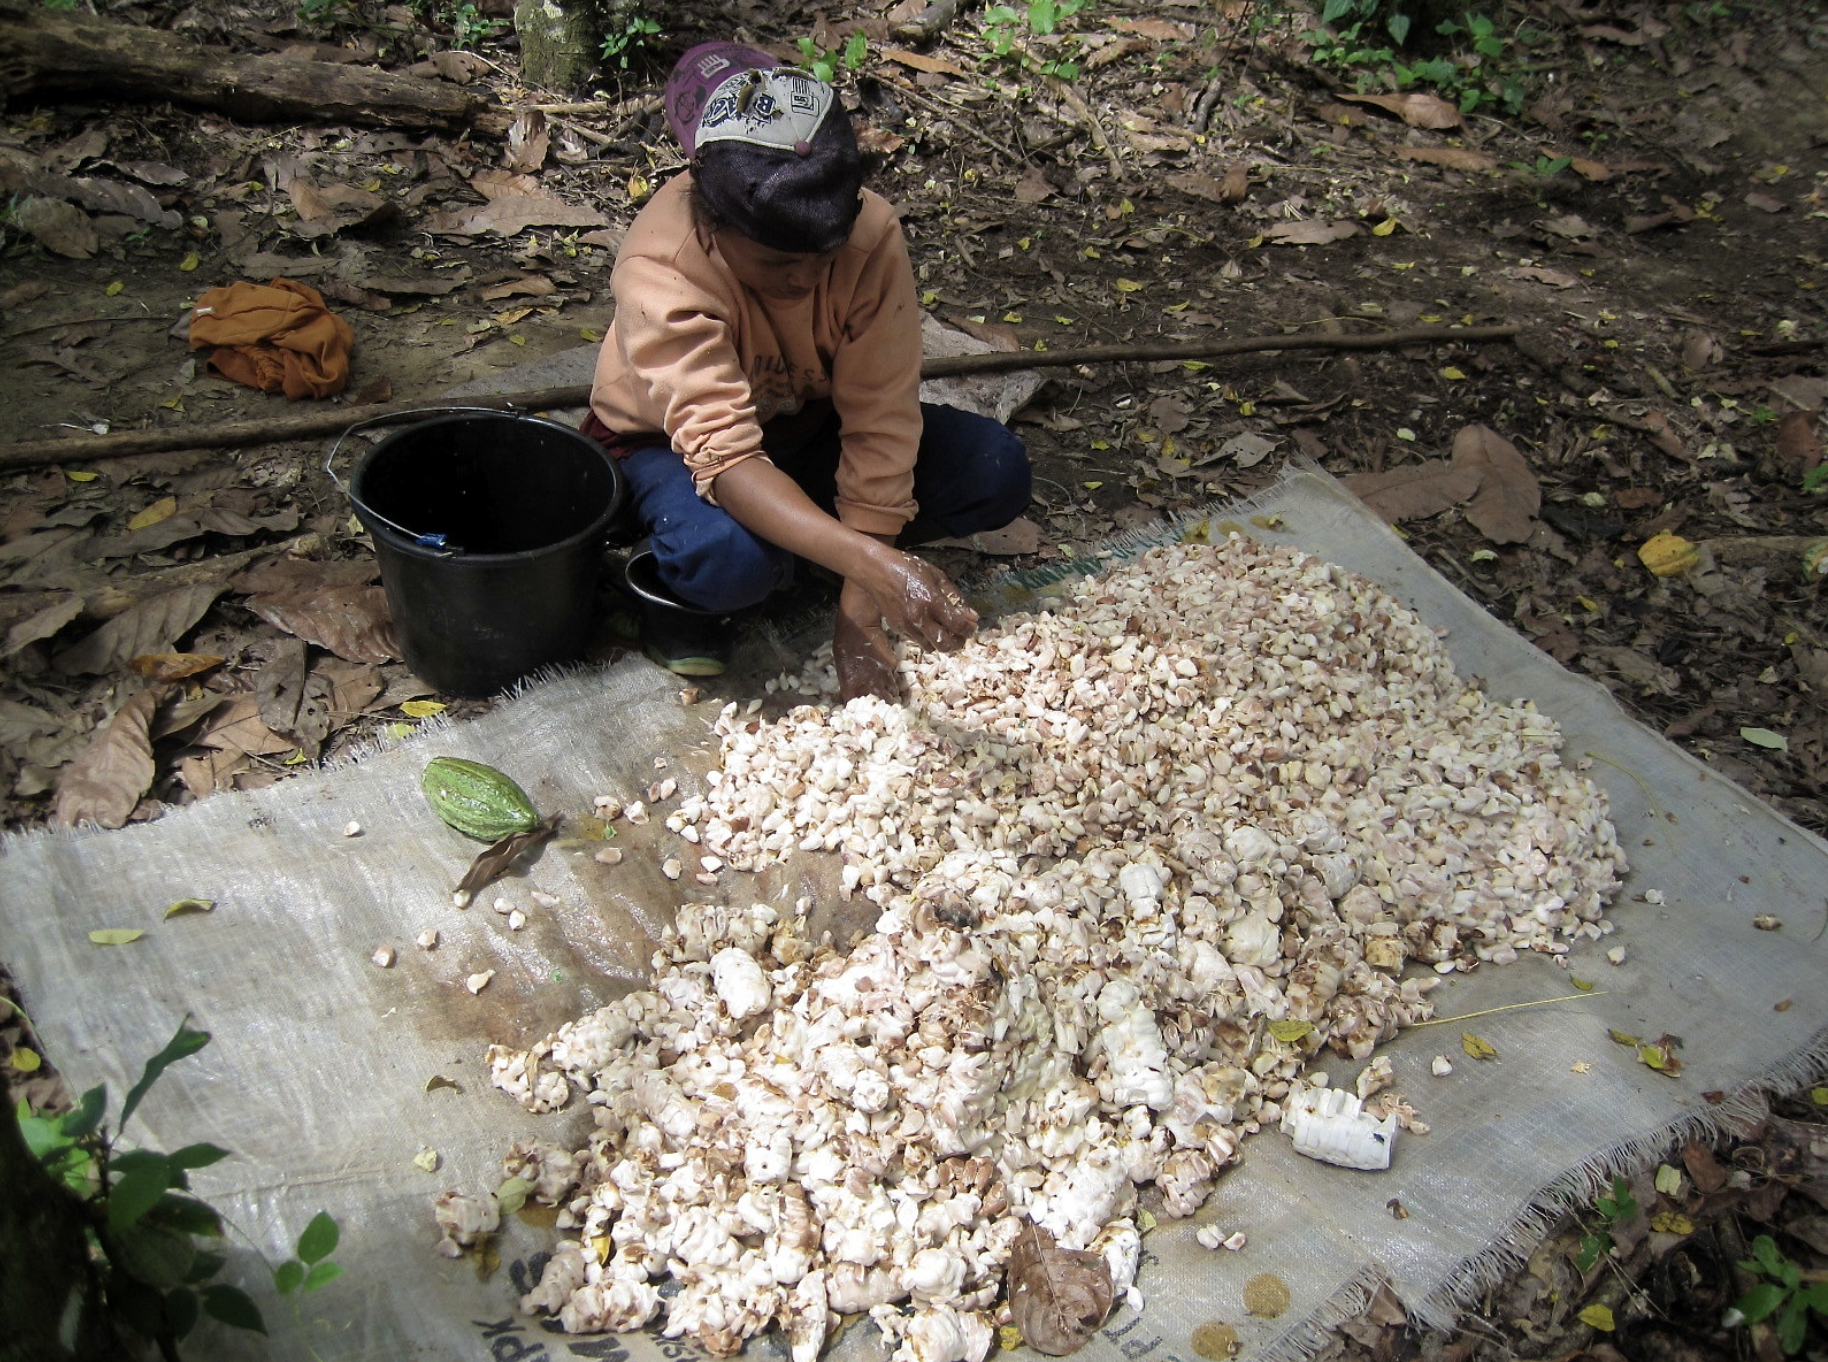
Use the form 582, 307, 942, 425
67, 470, 101, 482
1002, 311, 1023, 323
1461, 1032, 1498, 1060
11, 1046, 42, 1073
283, 750, 311, 766
1250, 514, 1284, 530
1181, 518, 1212, 544
1018, 237, 1031, 250
1083, 481, 1103, 490
1372, 217, 1398, 236
1571, 977, 1595, 991
1655, 1164, 1683, 1196
922, 290, 940, 306
1638, 531, 1698, 576
628, 173, 651, 202
413, 1147, 441, 1173
386, 722, 415, 738
1032, 339, 1047, 351
1238, 401, 1256, 416
1811, 1087, 1828, 1106
1090, 440, 1109, 451
160, 394, 185, 412
591, 1234, 613, 1264
127, 496, 179, 531
1114, 278, 1144, 293
1267, 1019, 1314, 1043
425, 1074, 462, 1093
1083, 246, 1101, 259
998, 1326, 1024, 1353
1117, 198, 1135, 216
1652, 1207, 1694, 1232
362, 179, 382, 192
401, 700, 447, 719
1054, 315, 1073, 325
163, 898, 215, 919
1609, 1029, 1641, 1047
1440, 366, 1467, 380
1390, 261, 1416, 270
1578, 1304, 1615, 1332
89, 928, 146, 946
578, 328, 601, 342
510, 334, 526, 345
105, 280, 125, 296
178, 251, 200, 273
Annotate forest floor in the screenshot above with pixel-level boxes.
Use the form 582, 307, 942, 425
1, 0, 1825, 1358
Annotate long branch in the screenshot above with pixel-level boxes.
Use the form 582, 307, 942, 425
0, 324, 1518, 472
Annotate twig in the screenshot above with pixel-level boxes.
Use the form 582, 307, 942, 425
1188, 73, 1226, 134
0, 324, 1519, 471
1047, 75, 1128, 187
885, 76, 1022, 168
1407, 991, 1610, 1028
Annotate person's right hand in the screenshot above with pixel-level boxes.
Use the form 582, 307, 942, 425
852, 546, 978, 658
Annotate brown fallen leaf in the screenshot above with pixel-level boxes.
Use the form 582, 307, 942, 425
229, 555, 380, 596
1392, 145, 1497, 173
1259, 220, 1364, 246
254, 637, 333, 758
12, 196, 99, 258
195, 695, 295, 760
2, 594, 84, 659
246, 584, 398, 665
1338, 91, 1462, 129
928, 518, 1044, 556
503, 110, 550, 174
879, 46, 968, 76
1013, 169, 1057, 205
53, 583, 223, 675
129, 652, 224, 681
53, 687, 163, 829
1775, 407, 1822, 472
1341, 460, 1484, 523
455, 814, 562, 899
479, 275, 558, 302
1452, 424, 1541, 544
1006, 1222, 1113, 1356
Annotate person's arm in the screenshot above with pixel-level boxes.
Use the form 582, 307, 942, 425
712, 457, 978, 699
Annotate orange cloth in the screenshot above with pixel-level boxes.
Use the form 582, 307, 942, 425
189, 277, 354, 399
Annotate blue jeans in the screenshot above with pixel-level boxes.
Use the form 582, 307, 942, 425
619, 402, 1031, 613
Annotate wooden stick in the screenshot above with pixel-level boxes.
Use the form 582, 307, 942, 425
0, 324, 1519, 472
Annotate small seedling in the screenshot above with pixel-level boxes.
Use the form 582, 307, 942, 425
1726, 1234, 1828, 1354
797, 31, 869, 84
600, 11, 661, 69
1574, 1175, 1639, 1271
1511, 154, 1572, 177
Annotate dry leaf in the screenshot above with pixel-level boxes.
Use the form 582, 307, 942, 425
54, 583, 223, 675
89, 928, 146, 946
246, 584, 398, 665
1341, 460, 1483, 523
1013, 170, 1056, 205
1338, 92, 1462, 129
1165, 170, 1237, 205
129, 652, 224, 681
1392, 145, 1497, 173
229, 555, 379, 596
929, 518, 1044, 556
53, 687, 162, 829
254, 637, 334, 757
1452, 425, 1541, 544
479, 275, 558, 302
455, 814, 562, 899
879, 47, 967, 77
13, 196, 98, 259
1461, 1031, 1499, 1060
196, 695, 296, 759
1259, 220, 1363, 246
1005, 1222, 1113, 1356
2, 594, 84, 659
504, 111, 551, 174
1775, 408, 1822, 470
422, 170, 607, 238
1219, 162, 1251, 202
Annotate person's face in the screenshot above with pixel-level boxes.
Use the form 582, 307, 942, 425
716, 231, 831, 303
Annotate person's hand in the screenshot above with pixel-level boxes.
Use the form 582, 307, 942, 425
834, 581, 900, 702
835, 549, 979, 702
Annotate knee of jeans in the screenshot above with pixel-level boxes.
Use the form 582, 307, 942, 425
983, 428, 1034, 525
664, 528, 788, 613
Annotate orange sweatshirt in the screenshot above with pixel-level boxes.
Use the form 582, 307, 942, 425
589, 174, 924, 537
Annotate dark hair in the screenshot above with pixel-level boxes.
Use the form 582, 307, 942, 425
691, 109, 864, 255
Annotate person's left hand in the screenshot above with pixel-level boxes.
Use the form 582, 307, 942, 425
833, 581, 900, 702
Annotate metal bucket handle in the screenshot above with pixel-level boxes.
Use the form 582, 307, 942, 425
323, 406, 515, 557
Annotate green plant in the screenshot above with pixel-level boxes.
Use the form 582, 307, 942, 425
982, 0, 1089, 80
1510, 153, 1572, 177
796, 31, 869, 84
444, 0, 507, 49
15, 1015, 341, 1348
1573, 1175, 1639, 1271
600, 11, 661, 68
1728, 1234, 1828, 1354
1804, 465, 1828, 494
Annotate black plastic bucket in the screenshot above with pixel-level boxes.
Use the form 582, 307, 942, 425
348, 412, 627, 697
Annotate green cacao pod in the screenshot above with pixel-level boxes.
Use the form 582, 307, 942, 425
421, 757, 541, 841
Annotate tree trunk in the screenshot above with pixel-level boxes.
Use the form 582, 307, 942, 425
0, 1099, 122, 1362
0, 0, 494, 131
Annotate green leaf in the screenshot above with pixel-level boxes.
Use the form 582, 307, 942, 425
150, 1193, 224, 1238
843, 31, 868, 67
302, 1260, 344, 1293
167, 1142, 231, 1171
1386, 12, 1410, 43
201, 1283, 266, 1334
296, 1210, 339, 1265
108, 1153, 173, 1232
1322, 0, 1353, 20
495, 1175, 533, 1216
1798, 1281, 1828, 1311
1752, 1234, 1786, 1279
1740, 726, 1789, 751
1575, 1233, 1607, 1272
120, 1018, 211, 1128
63, 1085, 107, 1139
274, 1259, 305, 1295
112, 1219, 196, 1289
1777, 1296, 1808, 1354
17, 1109, 74, 1161
165, 1285, 200, 1339
1736, 1281, 1787, 1324
184, 1250, 227, 1285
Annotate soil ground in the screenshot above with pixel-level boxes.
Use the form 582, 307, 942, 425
1, 0, 1825, 1358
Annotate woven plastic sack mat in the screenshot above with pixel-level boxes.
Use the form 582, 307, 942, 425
3, 464, 1824, 1362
